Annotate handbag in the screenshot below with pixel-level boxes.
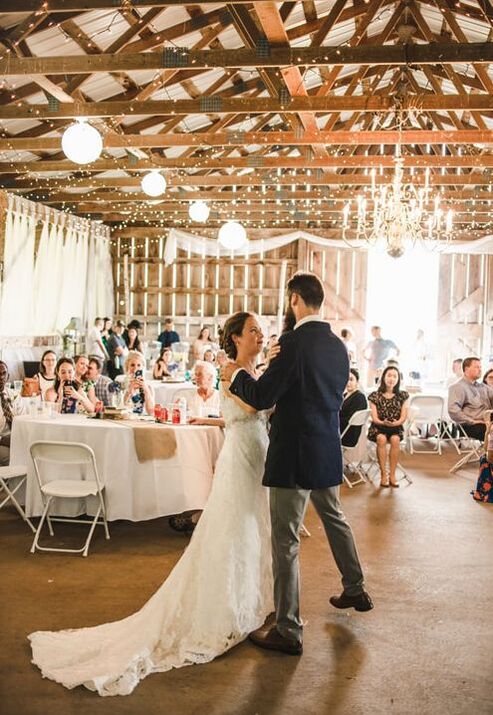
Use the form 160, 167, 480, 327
21, 377, 40, 397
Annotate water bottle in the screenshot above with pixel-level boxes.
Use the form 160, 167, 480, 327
178, 397, 187, 425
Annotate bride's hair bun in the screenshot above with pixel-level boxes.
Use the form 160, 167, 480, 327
219, 312, 252, 360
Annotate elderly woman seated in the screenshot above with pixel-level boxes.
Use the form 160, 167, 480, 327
45, 357, 95, 414
152, 347, 178, 380
123, 350, 155, 415
187, 360, 224, 427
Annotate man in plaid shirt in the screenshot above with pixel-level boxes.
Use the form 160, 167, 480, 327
87, 357, 113, 406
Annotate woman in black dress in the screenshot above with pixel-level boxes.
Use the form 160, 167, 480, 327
368, 366, 409, 488
340, 368, 368, 447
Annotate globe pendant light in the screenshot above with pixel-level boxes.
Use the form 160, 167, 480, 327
141, 170, 167, 197
189, 200, 210, 222
61, 118, 103, 164
218, 221, 247, 250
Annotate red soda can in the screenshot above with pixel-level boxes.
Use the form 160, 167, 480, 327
172, 406, 180, 424
154, 404, 162, 422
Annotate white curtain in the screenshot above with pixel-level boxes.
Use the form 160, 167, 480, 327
85, 230, 114, 325
0, 194, 113, 336
0, 198, 36, 334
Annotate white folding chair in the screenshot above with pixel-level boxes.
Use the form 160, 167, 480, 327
407, 395, 445, 454
0, 465, 36, 533
341, 409, 371, 488
448, 424, 484, 474
29, 441, 110, 557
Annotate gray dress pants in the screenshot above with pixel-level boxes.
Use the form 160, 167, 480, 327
270, 485, 365, 641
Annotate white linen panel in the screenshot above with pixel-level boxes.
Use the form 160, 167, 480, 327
0, 196, 113, 336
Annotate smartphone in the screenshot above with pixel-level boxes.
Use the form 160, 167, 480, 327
135, 369, 143, 379
64, 380, 74, 388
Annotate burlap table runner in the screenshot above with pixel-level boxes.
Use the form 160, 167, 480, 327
131, 423, 178, 463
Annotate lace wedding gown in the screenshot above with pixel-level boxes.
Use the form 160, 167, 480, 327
29, 394, 273, 696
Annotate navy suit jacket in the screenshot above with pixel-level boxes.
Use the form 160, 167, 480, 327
229, 320, 349, 490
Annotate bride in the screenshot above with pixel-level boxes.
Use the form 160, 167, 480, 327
29, 312, 274, 697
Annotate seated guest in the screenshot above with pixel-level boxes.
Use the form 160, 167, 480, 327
446, 358, 463, 387
125, 325, 143, 354
202, 347, 216, 364
34, 350, 57, 398
215, 349, 228, 368
123, 351, 154, 415
368, 366, 409, 488
186, 361, 222, 422
483, 368, 493, 388
340, 368, 368, 447
0, 360, 26, 465
448, 357, 493, 441
193, 326, 214, 360
86, 357, 112, 407
74, 355, 97, 402
158, 318, 180, 349
107, 320, 127, 380
122, 319, 142, 347
45, 358, 95, 414
152, 347, 178, 380
472, 419, 493, 503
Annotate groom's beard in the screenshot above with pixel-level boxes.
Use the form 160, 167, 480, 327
282, 306, 296, 333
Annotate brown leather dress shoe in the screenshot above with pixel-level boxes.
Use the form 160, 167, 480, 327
249, 625, 303, 655
329, 590, 374, 612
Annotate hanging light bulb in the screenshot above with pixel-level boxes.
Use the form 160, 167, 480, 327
141, 171, 167, 197
218, 221, 247, 250
61, 118, 103, 164
189, 200, 210, 222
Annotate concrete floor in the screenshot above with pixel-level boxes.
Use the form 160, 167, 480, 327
1, 446, 492, 715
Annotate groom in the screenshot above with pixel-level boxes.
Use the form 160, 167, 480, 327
224, 272, 372, 656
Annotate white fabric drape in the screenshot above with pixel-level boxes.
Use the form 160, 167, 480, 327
164, 227, 493, 265
0, 198, 36, 334
0, 194, 113, 336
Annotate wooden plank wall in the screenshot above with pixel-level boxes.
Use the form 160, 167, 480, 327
437, 252, 493, 371
304, 241, 368, 357
111, 236, 300, 340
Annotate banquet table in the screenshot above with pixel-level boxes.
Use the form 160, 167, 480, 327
150, 380, 196, 406
10, 414, 224, 521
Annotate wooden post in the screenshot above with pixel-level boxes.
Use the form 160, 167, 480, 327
277, 259, 288, 335
123, 252, 130, 324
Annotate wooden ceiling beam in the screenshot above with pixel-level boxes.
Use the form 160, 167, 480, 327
1, 129, 492, 151
0, 155, 493, 173
1, 42, 493, 75
4, 94, 493, 120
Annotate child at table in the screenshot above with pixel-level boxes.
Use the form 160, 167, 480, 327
123, 351, 155, 415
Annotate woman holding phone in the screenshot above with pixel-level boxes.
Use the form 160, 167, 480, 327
123, 351, 155, 415
44, 357, 95, 414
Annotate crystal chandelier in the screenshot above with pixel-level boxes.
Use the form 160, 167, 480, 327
342, 146, 453, 258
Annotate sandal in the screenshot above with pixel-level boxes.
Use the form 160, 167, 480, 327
169, 514, 196, 533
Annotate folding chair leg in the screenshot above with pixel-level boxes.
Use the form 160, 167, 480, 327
344, 475, 354, 488
449, 450, 481, 474
0, 476, 36, 533
300, 523, 311, 537
82, 505, 102, 557
31, 497, 53, 554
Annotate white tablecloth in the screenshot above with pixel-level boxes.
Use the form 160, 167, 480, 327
10, 414, 224, 521
150, 380, 195, 406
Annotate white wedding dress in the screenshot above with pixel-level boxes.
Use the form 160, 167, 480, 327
29, 393, 273, 696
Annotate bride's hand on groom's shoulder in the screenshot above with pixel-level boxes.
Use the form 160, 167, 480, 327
220, 361, 237, 384
265, 340, 281, 367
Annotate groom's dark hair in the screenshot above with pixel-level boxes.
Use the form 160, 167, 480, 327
287, 272, 324, 308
